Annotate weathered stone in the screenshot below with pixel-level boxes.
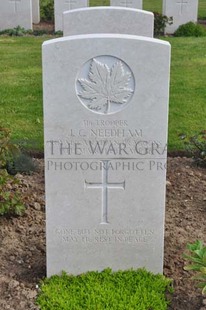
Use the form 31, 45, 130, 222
0, 0, 33, 31
163, 0, 199, 34
54, 0, 88, 31
43, 33, 170, 276
32, 0, 40, 24
63, 7, 154, 37
110, 0, 142, 9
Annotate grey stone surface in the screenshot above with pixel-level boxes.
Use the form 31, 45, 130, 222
110, 0, 142, 9
63, 7, 154, 37
43, 33, 171, 277
163, 0, 199, 34
54, 0, 88, 31
0, 0, 33, 31
32, 0, 40, 24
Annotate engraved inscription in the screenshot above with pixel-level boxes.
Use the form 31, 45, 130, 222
47, 159, 167, 172
65, 0, 76, 10
55, 228, 154, 244
83, 120, 129, 127
9, 0, 21, 13
120, 0, 133, 7
76, 56, 135, 115
85, 160, 125, 224
176, 0, 188, 14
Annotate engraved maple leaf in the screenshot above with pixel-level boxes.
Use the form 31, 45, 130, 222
78, 58, 133, 114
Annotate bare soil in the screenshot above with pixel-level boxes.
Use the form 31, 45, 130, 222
0, 157, 205, 310
33, 22, 54, 33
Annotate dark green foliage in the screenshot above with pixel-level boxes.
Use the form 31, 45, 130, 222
6, 153, 38, 175
0, 127, 19, 168
0, 26, 54, 37
183, 240, 206, 295
174, 22, 206, 37
54, 30, 63, 36
0, 127, 37, 175
37, 268, 173, 310
0, 128, 25, 216
180, 131, 206, 167
40, 0, 54, 22
0, 26, 32, 36
154, 12, 173, 37
0, 169, 25, 216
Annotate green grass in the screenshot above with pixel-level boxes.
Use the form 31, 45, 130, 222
0, 36, 205, 151
198, 0, 206, 19
37, 269, 173, 310
143, 0, 162, 12
0, 36, 44, 150
90, 0, 110, 6
166, 37, 206, 150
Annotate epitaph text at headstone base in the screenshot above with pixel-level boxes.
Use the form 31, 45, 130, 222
0, 0, 32, 30
32, 0, 40, 24
163, 0, 199, 34
110, 0, 142, 9
54, 0, 88, 31
43, 34, 171, 277
63, 7, 154, 37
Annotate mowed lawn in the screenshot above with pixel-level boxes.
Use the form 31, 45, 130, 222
166, 37, 206, 150
0, 36, 205, 151
0, 37, 43, 150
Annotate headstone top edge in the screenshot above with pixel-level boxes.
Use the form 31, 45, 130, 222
42, 34, 171, 48
63, 7, 154, 16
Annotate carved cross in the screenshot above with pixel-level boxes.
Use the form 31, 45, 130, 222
65, 0, 76, 10
120, 0, 133, 7
85, 161, 125, 224
9, 0, 21, 13
176, 0, 188, 14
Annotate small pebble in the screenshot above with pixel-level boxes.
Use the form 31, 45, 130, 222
33, 202, 41, 211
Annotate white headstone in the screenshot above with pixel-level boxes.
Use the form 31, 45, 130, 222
43, 33, 171, 277
110, 0, 142, 9
32, 0, 40, 24
0, 0, 33, 31
54, 0, 88, 31
163, 0, 199, 34
63, 7, 154, 37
